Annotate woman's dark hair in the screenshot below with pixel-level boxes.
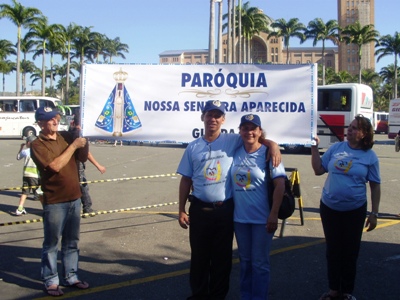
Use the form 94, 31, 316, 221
355, 115, 374, 150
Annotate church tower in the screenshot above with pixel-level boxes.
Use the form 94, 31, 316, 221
338, 0, 375, 75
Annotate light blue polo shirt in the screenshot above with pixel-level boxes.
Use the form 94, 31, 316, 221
177, 133, 242, 202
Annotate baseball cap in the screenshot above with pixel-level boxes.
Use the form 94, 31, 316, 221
35, 107, 60, 121
239, 114, 262, 127
202, 100, 225, 114
26, 135, 37, 143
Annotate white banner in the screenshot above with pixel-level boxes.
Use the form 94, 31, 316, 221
81, 64, 317, 145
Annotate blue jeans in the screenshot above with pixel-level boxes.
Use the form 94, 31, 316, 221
234, 222, 274, 300
41, 199, 82, 287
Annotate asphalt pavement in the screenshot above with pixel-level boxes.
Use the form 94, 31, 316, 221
0, 135, 399, 300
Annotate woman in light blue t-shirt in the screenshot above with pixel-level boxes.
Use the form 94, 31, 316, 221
231, 114, 286, 300
311, 115, 381, 300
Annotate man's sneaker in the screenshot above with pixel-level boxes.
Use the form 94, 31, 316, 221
15, 209, 27, 216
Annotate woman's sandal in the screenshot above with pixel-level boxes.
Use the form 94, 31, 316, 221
69, 280, 89, 289
45, 285, 64, 297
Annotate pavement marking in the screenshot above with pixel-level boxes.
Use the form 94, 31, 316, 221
32, 219, 400, 300
0, 173, 179, 191
0, 202, 179, 227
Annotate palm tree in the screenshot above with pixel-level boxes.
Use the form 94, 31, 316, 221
375, 32, 400, 98
71, 26, 95, 75
0, 0, 42, 95
379, 64, 400, 99
377, 83, 394, 109
268, 18, 306, 64
103, 37, 129, 63
20, 34, 36, 94
61, 23, 81, 104
0, 60, 16, 95
0, 39, 16, 60
361, 69, 380, 86
208, 0, 216, 63
237, 0, 242, 63
241, 3, 272, 63
0, 39, 17, 83
304, 18, 340, 85
324, 67, 337, 85
30, 67, 52, 87
52, 62, 75, 98
90, 32, 106, 63
223, 1, 272, 63
20, 59, 38, 94
374, 94, 389, 111
331, 70, 356, 83
47, 29, 66, 90
227, 0, 233, 63
341, 21, 379, 84
26, 16, 64, 95
0, 39, 16, 95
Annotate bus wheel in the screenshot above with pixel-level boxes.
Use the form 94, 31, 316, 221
283, 144, 304, 154
23, 127, 36, 138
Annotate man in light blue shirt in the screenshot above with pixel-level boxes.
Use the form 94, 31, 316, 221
177, 100, 280, 300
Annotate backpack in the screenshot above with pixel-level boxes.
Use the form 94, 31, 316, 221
265, 156, 296, 220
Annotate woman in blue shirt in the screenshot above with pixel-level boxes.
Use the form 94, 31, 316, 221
311, 115, 381, 300
231, 114, 286, 300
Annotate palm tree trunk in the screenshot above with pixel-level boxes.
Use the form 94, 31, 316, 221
238, 0, 242, 63
16, 26, 21, 96
232, 0, 236, 63
227, 0, 232, 63
286, 47, 290, 64
217, 0, 223, 63
66, 43, 71, 104
22, 72, 26, 94
41, 47, 46, 96
395, 56, 398, 98
50, 54, 54, 89
322, 41, 326, 85
208, 0, 215, 63
2, 74, 5, 96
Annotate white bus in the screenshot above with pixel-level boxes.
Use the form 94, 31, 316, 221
0, 96, 69, 138
388, 98, 400, 139
372, 111, 389, 134
283, 83, 374, 153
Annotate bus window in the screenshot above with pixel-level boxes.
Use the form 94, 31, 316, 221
3, 101, 18, 112
20, 100, 36, 112
39, 99, 57, 108
317, 89, 352, 112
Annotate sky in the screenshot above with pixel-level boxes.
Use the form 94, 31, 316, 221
0, 0, 399, 93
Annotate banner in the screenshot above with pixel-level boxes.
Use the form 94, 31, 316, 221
81, 64, 317, 145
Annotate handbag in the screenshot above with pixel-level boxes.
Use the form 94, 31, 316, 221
265, 154, 296, 220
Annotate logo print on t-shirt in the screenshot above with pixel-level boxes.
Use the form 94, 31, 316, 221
233, 168, 251, 189
204, 160, 221, 181
334, 159, 353, 173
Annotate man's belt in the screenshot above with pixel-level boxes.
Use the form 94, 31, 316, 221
188, 195, 232, 208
